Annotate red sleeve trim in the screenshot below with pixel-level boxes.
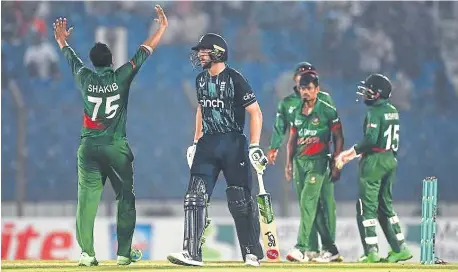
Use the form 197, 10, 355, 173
290, 127, 297, 134
129, 60, 136, 69
140, 45, 152, 55
331, 122, 341, 131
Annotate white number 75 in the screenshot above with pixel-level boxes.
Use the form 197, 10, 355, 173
87, 94, 120, 121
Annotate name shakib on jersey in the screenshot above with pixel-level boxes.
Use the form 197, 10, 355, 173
88, 83, 119, 93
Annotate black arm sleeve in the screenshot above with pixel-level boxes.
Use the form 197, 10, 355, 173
232, 70, 257, 107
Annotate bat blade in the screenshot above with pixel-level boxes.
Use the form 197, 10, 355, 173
257, 192, 281, 262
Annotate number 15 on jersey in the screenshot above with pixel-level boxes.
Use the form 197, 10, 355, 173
384, 124, 399, 152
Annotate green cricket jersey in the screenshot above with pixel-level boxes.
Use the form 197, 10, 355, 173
354, 99, 400, 156
269, 88, 335, 150
62, 45, 152, 139
290, 99, 340, 159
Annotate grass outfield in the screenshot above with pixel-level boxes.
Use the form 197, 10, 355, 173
1, 261, 457, 272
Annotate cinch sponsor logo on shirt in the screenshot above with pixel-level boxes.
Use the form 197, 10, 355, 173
200, 98, 225, 108
88, 83, 119, 93
243, 93, 255, 101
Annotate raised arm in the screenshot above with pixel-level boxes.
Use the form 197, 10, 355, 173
53, 17, 73, 50
116, 5, 168, 81
141, 5, 168, 51
53, 17, 90, 89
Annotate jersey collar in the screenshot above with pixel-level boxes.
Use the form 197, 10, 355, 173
370, 99, 388, 107
299, 98, 321, 117
95, 66, 114, 74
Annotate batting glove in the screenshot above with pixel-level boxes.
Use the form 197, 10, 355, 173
186, 141, 198, 169
249, 144, 268, 174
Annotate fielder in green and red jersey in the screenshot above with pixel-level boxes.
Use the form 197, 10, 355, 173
267, 62, 338, 260
52, 8, 167, 266
285, 73, 344, 263
336, 74, 412, 263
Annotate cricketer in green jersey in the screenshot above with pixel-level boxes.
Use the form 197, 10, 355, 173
285, 73, 344, 263
336, 74, 412, 263
267, 62, 338, 261
53, 7, 168, 266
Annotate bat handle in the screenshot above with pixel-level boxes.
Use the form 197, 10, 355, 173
257, 173, 267, 195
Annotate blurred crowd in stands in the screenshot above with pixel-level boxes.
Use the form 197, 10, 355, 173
2, 1, 457, 203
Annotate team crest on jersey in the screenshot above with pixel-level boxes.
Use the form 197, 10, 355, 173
288, 106, 295, 114
310, 176, 316, 184
312, 117, 320, 125
198, 77, 206, 88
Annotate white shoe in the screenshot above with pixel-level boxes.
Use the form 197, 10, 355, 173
286, 248, 308, 262
304, 251, 320, 260
245, 254, 260, 267
312, 251, 341, 263
78, 252, 98, 266
167, 251, 204, 266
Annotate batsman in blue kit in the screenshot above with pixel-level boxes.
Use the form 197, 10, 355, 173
167, 33, 268, 267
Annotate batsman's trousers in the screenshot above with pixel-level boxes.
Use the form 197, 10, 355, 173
76, 137, 136, 258
190, 132, 253, 198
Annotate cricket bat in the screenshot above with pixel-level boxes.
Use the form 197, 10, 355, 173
256, 172, 281, 262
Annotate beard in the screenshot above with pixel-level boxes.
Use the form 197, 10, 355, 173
201, 60, 212, 69
302, 95, 313, 102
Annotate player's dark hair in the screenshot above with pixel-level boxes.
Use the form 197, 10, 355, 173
89, 42, 112, 68
299, 72, 319, 87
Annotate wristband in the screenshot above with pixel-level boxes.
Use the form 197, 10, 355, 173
249, 143, 259, 148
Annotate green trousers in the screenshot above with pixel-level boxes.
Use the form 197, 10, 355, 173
76, 137, 136, 258
293, 157, 336, 252
356, 152, 406, 254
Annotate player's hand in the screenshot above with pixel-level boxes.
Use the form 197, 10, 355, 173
335, 146, 357, 169
330, 166, 341, 182
53, 17, 73, 48
249, 145, 268, 175
285, 161, 293, 181
267, 149, 278, 165
153, 5, 168, 29
186, 142, 197, 169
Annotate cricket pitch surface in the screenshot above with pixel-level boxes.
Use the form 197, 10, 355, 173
2, 260, 458, 272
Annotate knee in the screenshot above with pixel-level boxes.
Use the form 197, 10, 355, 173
226, 186, 255, 217
362, 218, 377, 229
184, 176, 208, 209
323, 195, 336, 209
